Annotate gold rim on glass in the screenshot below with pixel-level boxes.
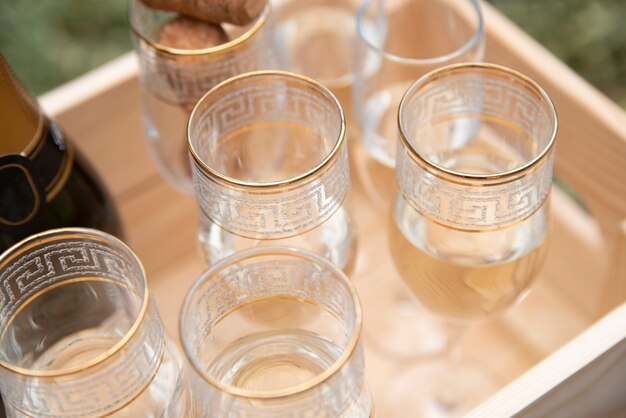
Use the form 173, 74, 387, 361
187, 70, 347, 190
397, 62, 558, 185
128, 0, 271, 56
356, 0, 484, 66
179, 246, 363, 400
0, 227, 150, 378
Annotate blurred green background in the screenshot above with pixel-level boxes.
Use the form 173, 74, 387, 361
0, 0, 625, 108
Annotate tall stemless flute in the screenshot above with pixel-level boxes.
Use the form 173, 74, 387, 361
188, 71, 356, 268
180, 247, 372, 417
0, 228, 190, 417
390, 63, 557, 416
353, 0, 484, 168
128, 0, 275, 194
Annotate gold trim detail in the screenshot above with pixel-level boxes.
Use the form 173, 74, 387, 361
46, 138, 74, 201
397, 62, 558, 186
128, 1, 271, 56
187, 70, 347, 190
0, 228, 151, 378
180, 247, 363, 400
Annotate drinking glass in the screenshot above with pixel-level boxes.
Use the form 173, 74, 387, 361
187, 70, 356, 269
271, 0, 361, 128
180, 247, 372, 417
389, 63, 557, 416
0, 228, 190, 417
129, 0, 276, 194
353, 0, 484, 168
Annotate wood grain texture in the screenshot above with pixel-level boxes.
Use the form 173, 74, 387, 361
35, 3, 626, 416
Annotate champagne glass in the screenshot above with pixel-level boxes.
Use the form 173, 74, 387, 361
0, 228, 191, 417
353, 0, 484, 168
352, 0, 484, 358
180, 247, 372, 417
388, 63, 557, 417
187, 70, 356, 269
128, 0, 276, 194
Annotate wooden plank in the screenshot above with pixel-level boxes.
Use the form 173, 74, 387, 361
466, 304, 626, 418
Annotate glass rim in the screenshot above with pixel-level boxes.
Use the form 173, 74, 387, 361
398, 62, 558, 184
187, 70, 347, 190
127, 0, 271, 56
179, 246, 363, 400
356, 0, 484, 66
0, 227, 150, 378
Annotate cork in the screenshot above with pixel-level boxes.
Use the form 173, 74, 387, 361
140, 0, 265, 26
157, 16, 229, 50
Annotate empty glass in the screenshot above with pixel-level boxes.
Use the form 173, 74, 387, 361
0, 228, 190, 417
180, 247, 372, 417
389, 63, 557, 416
353, 0, 484, 167
188, 70, 356, 269
129, 0, 276, 194
271, 0, 361, 128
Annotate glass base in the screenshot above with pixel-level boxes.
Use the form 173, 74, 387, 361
385, 358, 501, 418
359, 276, 447, 359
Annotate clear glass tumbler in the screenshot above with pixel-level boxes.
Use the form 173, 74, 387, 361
0, 228, 190, 417
271, 0, 361, 128
188, 70, 356, 269
180, 247, 372, 417
389, 63, 557, 416
129, 0, 276, 194
353, 0, 484, 167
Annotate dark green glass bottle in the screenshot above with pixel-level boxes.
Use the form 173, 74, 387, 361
0, 54, 123, 254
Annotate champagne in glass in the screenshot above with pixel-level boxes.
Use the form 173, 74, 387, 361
388, 63, 557, 417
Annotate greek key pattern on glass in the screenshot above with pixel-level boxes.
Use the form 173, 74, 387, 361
187, 257, 368, 417
136, 29, 275, 105
193, 147, 349, 239
403, 75, 553, 149
0, 241, 164, 417
190, 79, 347, 239
396, 145, 554, 230
398, 71, 555, 230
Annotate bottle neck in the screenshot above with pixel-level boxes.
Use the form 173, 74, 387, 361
0, 55, 43, 156
0, 56, 73, 232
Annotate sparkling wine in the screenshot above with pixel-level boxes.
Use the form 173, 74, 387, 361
391, 141, 549, 322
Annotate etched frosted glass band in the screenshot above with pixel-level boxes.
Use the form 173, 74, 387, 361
397, 63, 557, 230
130, 2, 275, 105
0, 233, 164, 417
181, 249, 369, 417
189, 72, 349, 239
192, 145, 349, 239
396, 144, 554, 230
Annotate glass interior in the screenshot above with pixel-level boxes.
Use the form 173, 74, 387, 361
400, 68, 555, 176
0, 234, 145, 372
358, 0, 483, 61
182, 250, 357, 392
189, 73, 342, 184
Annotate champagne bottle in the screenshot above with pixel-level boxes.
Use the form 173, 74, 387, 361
0, 54, 123, 254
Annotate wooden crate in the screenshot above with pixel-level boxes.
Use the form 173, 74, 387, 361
38, 2, 626, 416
